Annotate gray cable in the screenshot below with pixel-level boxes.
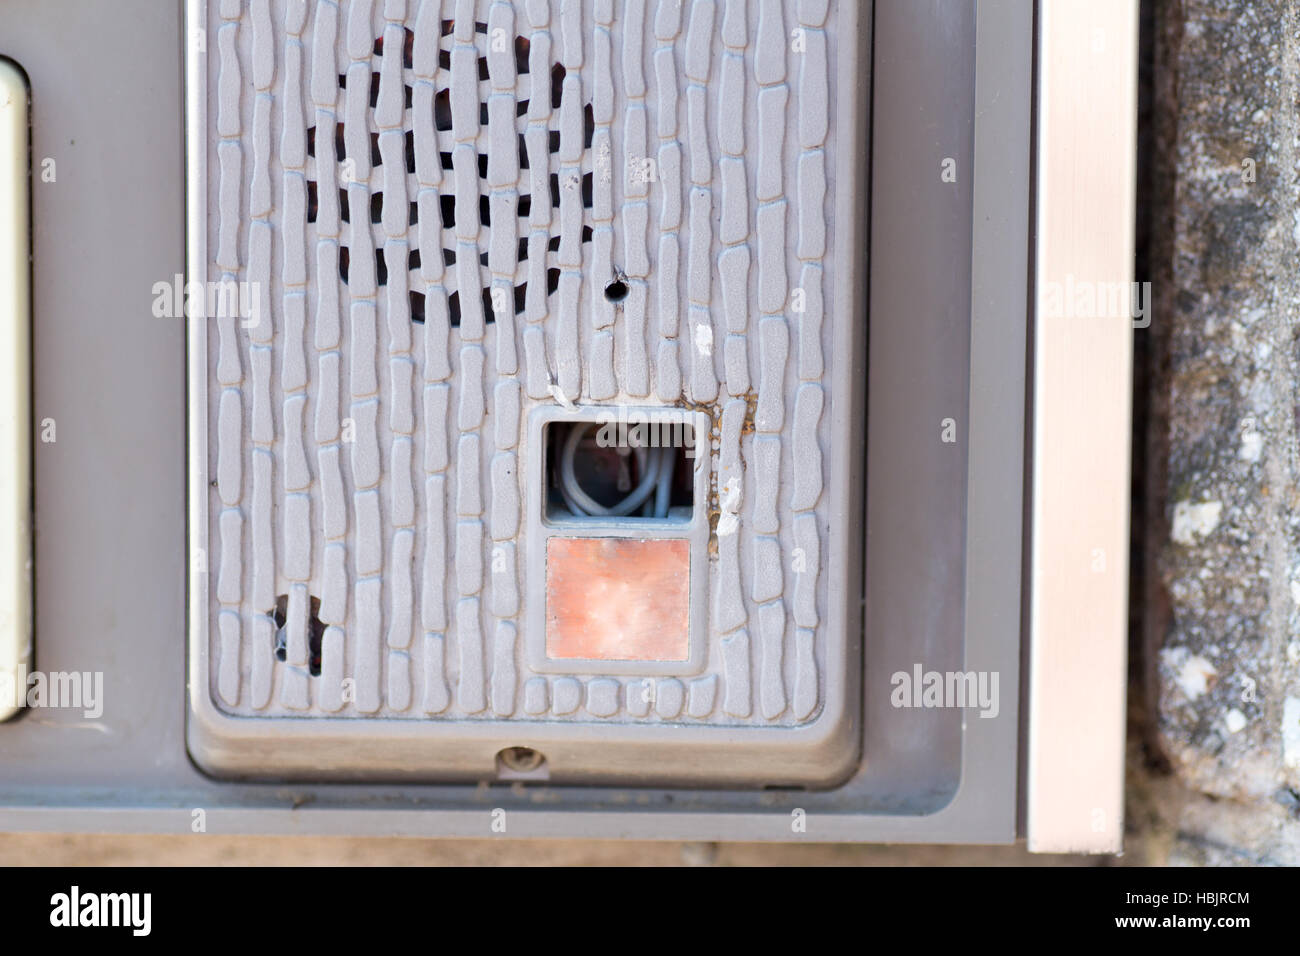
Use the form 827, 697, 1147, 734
559, 423, 672, 518
653, 442, 676, 518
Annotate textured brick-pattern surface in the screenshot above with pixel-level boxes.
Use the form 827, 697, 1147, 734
201, 0, 837, 726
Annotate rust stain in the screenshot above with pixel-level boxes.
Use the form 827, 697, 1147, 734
545, 537, 690, 662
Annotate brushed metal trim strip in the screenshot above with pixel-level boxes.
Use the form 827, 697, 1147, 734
0, 59, 30, 723
1027, 0, 1139, 853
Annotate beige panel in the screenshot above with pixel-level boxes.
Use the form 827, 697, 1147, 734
1028, 0, 1139, 854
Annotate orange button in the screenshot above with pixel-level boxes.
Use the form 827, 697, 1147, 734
545, 537, 690, 662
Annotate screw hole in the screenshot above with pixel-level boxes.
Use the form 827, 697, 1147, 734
498, 746, 546, 774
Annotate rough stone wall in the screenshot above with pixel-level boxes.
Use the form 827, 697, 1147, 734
1148, 0, 1300, 864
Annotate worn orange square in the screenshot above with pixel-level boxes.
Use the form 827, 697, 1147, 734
545, 537, 690, 662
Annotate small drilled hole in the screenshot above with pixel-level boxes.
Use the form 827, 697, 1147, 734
604, 278, 629, 303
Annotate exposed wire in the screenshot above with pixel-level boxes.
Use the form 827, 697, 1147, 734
558, 422, 676, 518
653, 443, 676, 518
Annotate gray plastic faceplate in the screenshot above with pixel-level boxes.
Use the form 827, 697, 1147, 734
188, 0, 860, 785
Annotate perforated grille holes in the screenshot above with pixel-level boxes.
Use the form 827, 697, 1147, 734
305, 15, 595, 325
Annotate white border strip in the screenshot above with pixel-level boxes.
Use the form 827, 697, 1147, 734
1027, 0, 1139, 854
0, 59, 30, 723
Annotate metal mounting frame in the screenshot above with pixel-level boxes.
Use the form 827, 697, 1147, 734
0, 0, 1061, 846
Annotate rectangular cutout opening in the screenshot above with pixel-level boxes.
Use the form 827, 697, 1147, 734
543, 415, 696, 521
